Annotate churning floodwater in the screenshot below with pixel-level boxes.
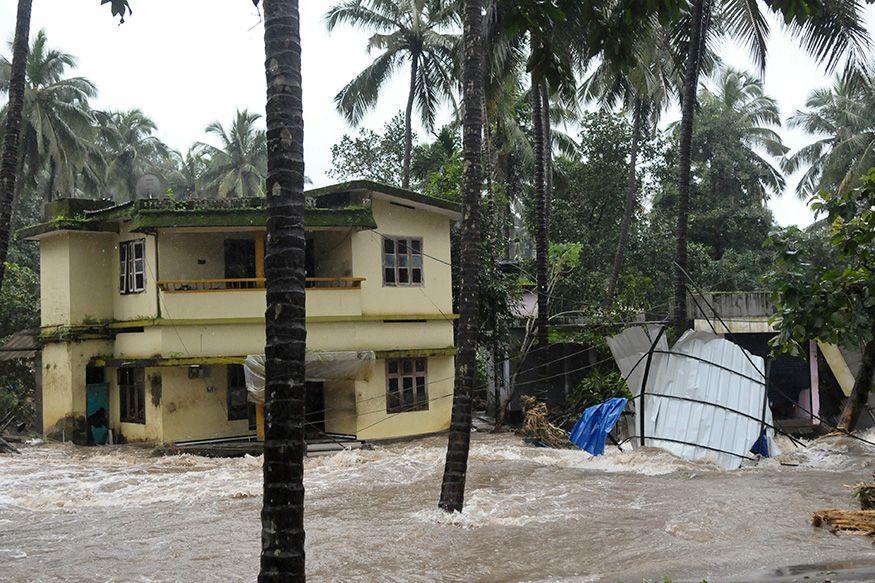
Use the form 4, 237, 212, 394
1, 431, 874, 582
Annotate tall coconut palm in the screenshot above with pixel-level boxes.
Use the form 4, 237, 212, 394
199, 109, 267, 198
257, 0, 308, 579
783, 64, 875, 198
0, 0, 32, 291
325, 0, 459, 189
164, 146, 207, 199
1, 30, 100, 203
696, 67, 788, 201
439, 0, 482, 514
581, 24, 693, 303
97, 109, 170, 201
671, 0, 871, 336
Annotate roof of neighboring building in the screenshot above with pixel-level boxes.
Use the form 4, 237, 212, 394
307, 180, 461, 216
18, 180, 460, 240
0, 329, 40, 361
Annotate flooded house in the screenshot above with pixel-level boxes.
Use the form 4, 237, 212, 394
690, 291, 872, 431
20, 181, 460, 445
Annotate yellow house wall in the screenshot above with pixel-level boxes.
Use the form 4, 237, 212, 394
157, 287, 364, 321
109, 320, 453, 360
106, 366, 163, 442
40, 233, 114, 326
158, 232, 228, 280
113, 227, 158, 322
352, 198, 453, 316
311, 230, 353, 278
41, 340, 114, 436
40, 235, 71, 327
68, 233, 114, 324
159, 366, 254, 442
355, 355, 454, 440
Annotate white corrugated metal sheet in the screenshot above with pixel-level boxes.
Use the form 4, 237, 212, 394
608, 328, 779, 469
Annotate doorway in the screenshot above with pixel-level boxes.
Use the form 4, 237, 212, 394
224, 239, 256, 287
305, 381, 325, 438
85, 366, 109, 445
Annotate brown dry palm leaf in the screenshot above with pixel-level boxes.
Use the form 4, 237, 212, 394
517, 396, 570, 449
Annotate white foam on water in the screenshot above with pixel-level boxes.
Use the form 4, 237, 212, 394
411, 487, 570, 529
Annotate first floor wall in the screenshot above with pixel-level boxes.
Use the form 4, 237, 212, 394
40, 342, 454, 444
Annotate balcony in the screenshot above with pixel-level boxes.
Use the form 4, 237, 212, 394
155, 228, 362, 321
157, 277, 365, 320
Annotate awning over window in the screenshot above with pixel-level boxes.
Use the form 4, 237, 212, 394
243, 351, 375, 404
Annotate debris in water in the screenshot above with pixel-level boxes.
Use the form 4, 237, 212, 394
852, 473, 875, 510
516, 396, 570, 449
811, 509, 875, 538
606, 327, 780, 469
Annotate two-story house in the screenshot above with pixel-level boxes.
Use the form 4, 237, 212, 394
20, 181, 459, 445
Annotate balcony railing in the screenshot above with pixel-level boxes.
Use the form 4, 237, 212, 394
157, 277, 365, 293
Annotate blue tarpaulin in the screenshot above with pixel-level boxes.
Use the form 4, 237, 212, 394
569, 397, 628, 455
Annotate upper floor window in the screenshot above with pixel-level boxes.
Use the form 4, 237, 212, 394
120, 239, 146, 294
383, 237, 423, 286
118, 367, 145, 424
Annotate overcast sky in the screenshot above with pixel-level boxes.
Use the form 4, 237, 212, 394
2, 1, 874, 227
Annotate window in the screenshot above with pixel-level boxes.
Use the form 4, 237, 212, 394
382, 237, 423, 286
386, 358, 428, 413
118, 368, 145, 424
227, 365, 250, 422
119, 239, 146, 294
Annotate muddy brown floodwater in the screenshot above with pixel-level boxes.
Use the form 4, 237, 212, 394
1, 431, 874, 582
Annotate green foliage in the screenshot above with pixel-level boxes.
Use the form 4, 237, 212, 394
567, 370, 631, 412
0, 262, 40, 340
328, 113, 409, 186
768, 168, 875, 356
197, 109, 267, 199
783, 64, 875, 198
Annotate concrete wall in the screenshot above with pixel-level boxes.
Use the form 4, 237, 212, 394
311, 230, 353, 278
41, 339, 114, 439
158, 232, 229, 280
160, 366, 254, 442
114, 226, 158, 322
352, 198, 453, 316
356, 355, 454, 440
40, 233, 114, 327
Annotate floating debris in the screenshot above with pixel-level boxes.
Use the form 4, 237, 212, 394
811, 509, 875, 539
516, 396, 570, 449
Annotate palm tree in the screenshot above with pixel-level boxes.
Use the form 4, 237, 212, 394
671, 0, 871, 336
581, 24, 689, 303
199, 109, 267, 198
164, 147, 206, 199
1, 30, 100, 203
696, 67, 787, 201
97, 109, 170, 201
783, 65, 875, 198
257, 0, 307, 579
439, 0, 482, 514
325, 0, 459, 189
0, 0, 32, 292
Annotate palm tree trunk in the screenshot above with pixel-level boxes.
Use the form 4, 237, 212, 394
606, 98, 643, 303
0, 0, 32, 291
531, 74, 549, 347
439, 0, 483, 514
673, 0, 706, 337
45, 158, 57, 203
541, 83, 553, 239
837, 333, 875, 432
402, 53, 419, 189
259, 0, 307, 580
